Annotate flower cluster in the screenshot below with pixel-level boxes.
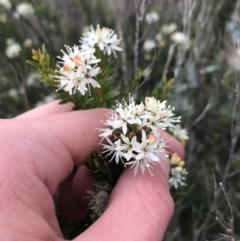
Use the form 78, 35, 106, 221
143, 39, 156, 52
13, 2, 35, 19
142, 15, 191, 52
81, 25, 122, 57
161, 23, 177, 35
0, 0, 11, 10
55, 45, 101, 95
169, 124, 189, 145
99, 96, 181, 176
5, 38, 21, 58
145, 11, 159, 24
54, 26, 121, 95
169, 153, 187, 189
171, 32, 190, 45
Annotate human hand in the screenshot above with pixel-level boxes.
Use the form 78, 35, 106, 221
0, 101, 184, 241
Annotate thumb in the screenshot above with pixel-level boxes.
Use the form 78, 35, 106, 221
75, 158, 173, 241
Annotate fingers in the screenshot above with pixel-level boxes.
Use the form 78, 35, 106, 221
3, 108, 109, 195
0, 108, 109, 237
15, 100, 73, 119
75, 158, 174, 241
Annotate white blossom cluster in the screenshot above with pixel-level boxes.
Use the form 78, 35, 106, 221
99, 96, 181, 175
145, 11, 159, 24
169, 168, 187, 189
80, 25, 122, 57
13, 2, 35, 19
143, 21, 191, 51
161, 23, 177, 35
169, 124, 189, 144
5, 38, 21, 58
0, 0, 11, 10
169, 153, 187, 189
143, 39, 156, 52
55, 26, 121, 95
171, 32, 190, 46
55, 45, 101, 95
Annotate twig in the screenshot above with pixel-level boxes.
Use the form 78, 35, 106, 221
133, 0, 146, 72
117, 23, 128, 83
162, 44, 176, 80
189, 102, 212, 129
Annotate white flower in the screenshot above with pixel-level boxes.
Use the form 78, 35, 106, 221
126, 157, 157, 176
98, 114, 118, 140
99, 128, 113, 142
145, 11, 159, 24
119, 135, 137, 161
170, 124, 189, 143
126, 130, 167, 176
169, 168, 187, 189
143, 39, 156, 52
81, 25, 122, 57
145, 97, 159, 110
101, 139, 124, 164
101, 33, 122, 57
55, 64, 101, 96
161, 23, 177, 35
114, 98, 145, 134
23, 38, 32, 48
0, 0, 11, 10
57, 45, 100, 71
14, 2, 35, 18
81, 26, 99, 48
145, 99, 181, 129
8, 89, 18, 98
81, 65, 101, 91
54, 45, 101, 95
5, 38, 21, 58
169, 153, 187, 189
171, 32, 189, 45
134, 130, 160, 162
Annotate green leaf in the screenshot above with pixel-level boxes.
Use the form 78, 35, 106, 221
26, 60, 40, 68
106, 90, 120, 100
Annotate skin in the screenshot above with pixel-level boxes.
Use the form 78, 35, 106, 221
0, 100, 184, 241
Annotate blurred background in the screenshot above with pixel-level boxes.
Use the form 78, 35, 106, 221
1, 0, 240, 240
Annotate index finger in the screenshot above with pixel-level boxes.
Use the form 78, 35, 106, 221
2, 109, 109, 194
15, 100, 73, 119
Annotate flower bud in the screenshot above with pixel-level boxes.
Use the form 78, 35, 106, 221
174, 166, 183, 173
